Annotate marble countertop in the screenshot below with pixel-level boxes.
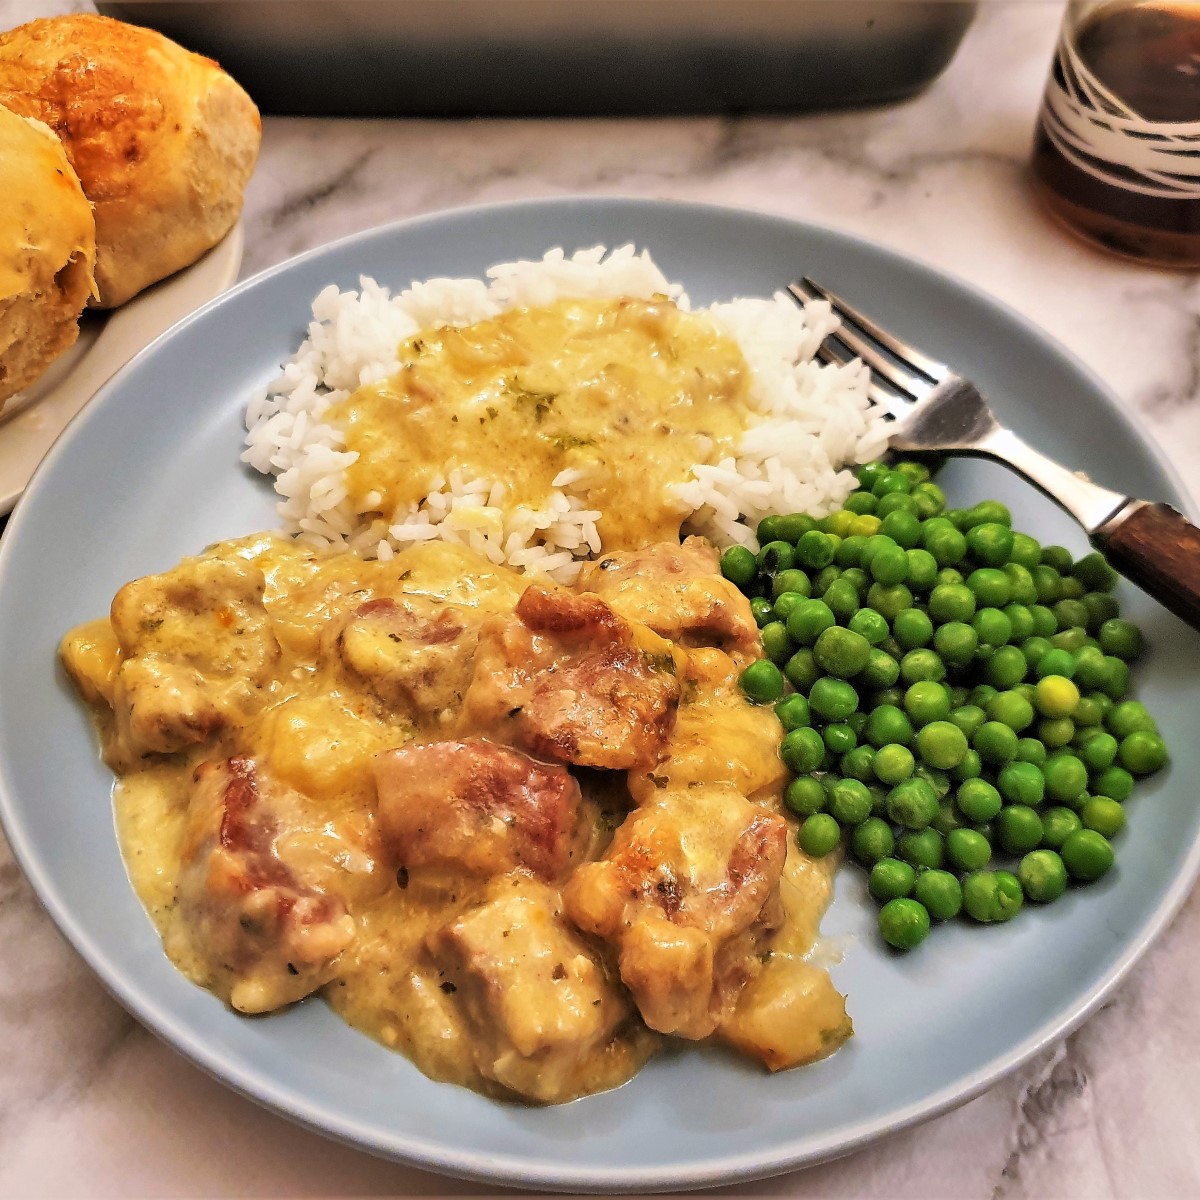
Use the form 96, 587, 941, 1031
3, 1, 1200, 1196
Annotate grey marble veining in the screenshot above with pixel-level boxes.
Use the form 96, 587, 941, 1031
2, 1, 1200, 1196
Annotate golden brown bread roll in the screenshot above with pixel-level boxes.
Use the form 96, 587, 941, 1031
0, 105, 96, 409
0, 14, 260, 309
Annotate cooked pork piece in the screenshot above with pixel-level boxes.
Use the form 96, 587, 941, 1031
373, 739, 587, 882
427, 876, 633, 1102
178, 757, 356, 1013
576, 537, 759, 659
564, 784, 788, 1040
335, 596, 479, 724
459, 584, 681, 770
107, 558, 279, 757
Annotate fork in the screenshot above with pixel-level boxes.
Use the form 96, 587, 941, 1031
789, 278, 1200, 631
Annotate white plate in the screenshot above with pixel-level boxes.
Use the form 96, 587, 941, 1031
0, 222, 244, 514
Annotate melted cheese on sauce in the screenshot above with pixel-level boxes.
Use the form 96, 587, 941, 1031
327, 296, 755, 547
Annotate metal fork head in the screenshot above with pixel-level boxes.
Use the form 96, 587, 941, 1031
788, 278, 1001, 453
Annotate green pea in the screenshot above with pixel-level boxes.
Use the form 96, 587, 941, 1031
1072, 695, 1106, 728
848, 607, 889, 645
850, 817, 895, 867
968, 500, 1012, 529
972, 607, 1013, 647
966, 522, 1014, 567
1034, 674, 1080, 720
1009, 532, 1043, 570
873, 742, 916, 785
1029, 604, 1058, 639
1079, 730, 1118, 771
1039, 716, 1076, 748
1015, 737, 1047, 766
987, 689, 1035, 732
886, 778, 939, 829
750, 597, 774, 628
914, 763, 951, 799
922, 521, 968, 567
1061, 828, 1115, 882
822, 509, 857, 539
949, 704, 987, 740
772, 568, 812, 602
1018, 849, 1068, 903
740, 659, 784, 704
784, 647, 821, 693
870, 686, 905, 711
1054, 598, 1090, 631
799, 812, 842, 857
1003, 563, 1039, 607
1099, 618, 1142, 660
827, 778, 873, 827
781, 726, 825, 774
1083, 591, 1121, 632
933, 621, 977, 668
841, 567, 870, 597
758, 540, 796, 577
844, 491, 877, 516
823, 724, 858, 757
967, 567, 1012, 608
904, 548, 939, 592
1043, 754, 1089, 803
897, 828, 945, 870
962, 869, 1024, 922
936, 567, 966, 588
1091, 765, 1134, 803
1004, 603, 1035, 642
1030, 564, 1064, 605
996, 805, 1045, 854
1119, 731, 1167, 775
1040, 805, 1082, 850
984, 645, 1028, 689
1035, 648, 1077, 681
910, 481, 947, 519
997, 760, 1046, 808
1070, 551, 1116, 592
879, 510, 921, 550
968, 683, 999, 708
900, 649, 945, 685
855, 462, 889, 489
928, 582, 976, 623
1081, 795, 1126, 839
878, 897, 931, 951
951, 748, 983, 781
872, 470, 913, 498
946, 827, 992, 872
1100, 655, 1131, 701
913, 870, 963, 921
867, 582, 915, 621
759, 621, 794, 665
904, 681, 952, 726
893, 608, 934, 651
786, 599, 836, 645
861, 647, 901, 690
720, 545, 757, 588
809, 676, 860, 722
784, 776, 828, 817
865, 704, 915, 748
759, 513, 809, 544
812, 565, 841, 597
1106, 700, 1157, 739
869, 857, 917, 901
915, 721, 969, 770
932, 799, 966, 835
973, 720, 1019, 765
841, 744, 876, 783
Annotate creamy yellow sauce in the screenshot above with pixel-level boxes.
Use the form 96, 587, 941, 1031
59, 296, 853, 1104
328, 297, 755, 547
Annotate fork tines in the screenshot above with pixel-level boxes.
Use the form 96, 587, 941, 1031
787, 278, 952, 420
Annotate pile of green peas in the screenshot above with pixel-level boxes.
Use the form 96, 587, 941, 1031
721, 459, 1169, 952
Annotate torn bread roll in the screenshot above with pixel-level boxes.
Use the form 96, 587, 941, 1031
0, 105, 96, 409
0, 14, 260, 309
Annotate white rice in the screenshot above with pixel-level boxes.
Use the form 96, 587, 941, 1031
243, 244, 889, 583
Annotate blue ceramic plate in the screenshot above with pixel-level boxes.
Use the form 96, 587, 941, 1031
1, 199, 1197, 1191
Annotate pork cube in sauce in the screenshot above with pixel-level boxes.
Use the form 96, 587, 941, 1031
107, 558, 279, 758
334, 596, 479, 725
576, 537, 760, 659
373, 739, 587, 882
460, 584, 681, 770
564, 783, 788, 1040
178, 757, 356, 1013
427, 876, 633, 1102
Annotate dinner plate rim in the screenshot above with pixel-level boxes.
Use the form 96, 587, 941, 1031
1, 195, 1198, 1191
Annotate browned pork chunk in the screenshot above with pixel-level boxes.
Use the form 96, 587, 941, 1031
334, 596, 479, 725
427, 876, 633, 1102
575, 537, 759, 659
564, 784, 788, 1040
107, 558, 278, 758
177, 757, 356, 1013
372, 739, 587, 882
459, 584, 681, 770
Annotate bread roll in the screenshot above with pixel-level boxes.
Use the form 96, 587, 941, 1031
0, 14, 260, 309
0, 105, 96, 409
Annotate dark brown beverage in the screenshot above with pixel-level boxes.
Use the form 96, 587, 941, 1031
1031, 1, 1200, 267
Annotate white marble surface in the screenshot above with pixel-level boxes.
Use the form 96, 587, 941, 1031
3, 1, 1200, 1196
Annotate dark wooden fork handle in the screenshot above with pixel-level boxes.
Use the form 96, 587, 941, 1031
1094, 501, 1200, 630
